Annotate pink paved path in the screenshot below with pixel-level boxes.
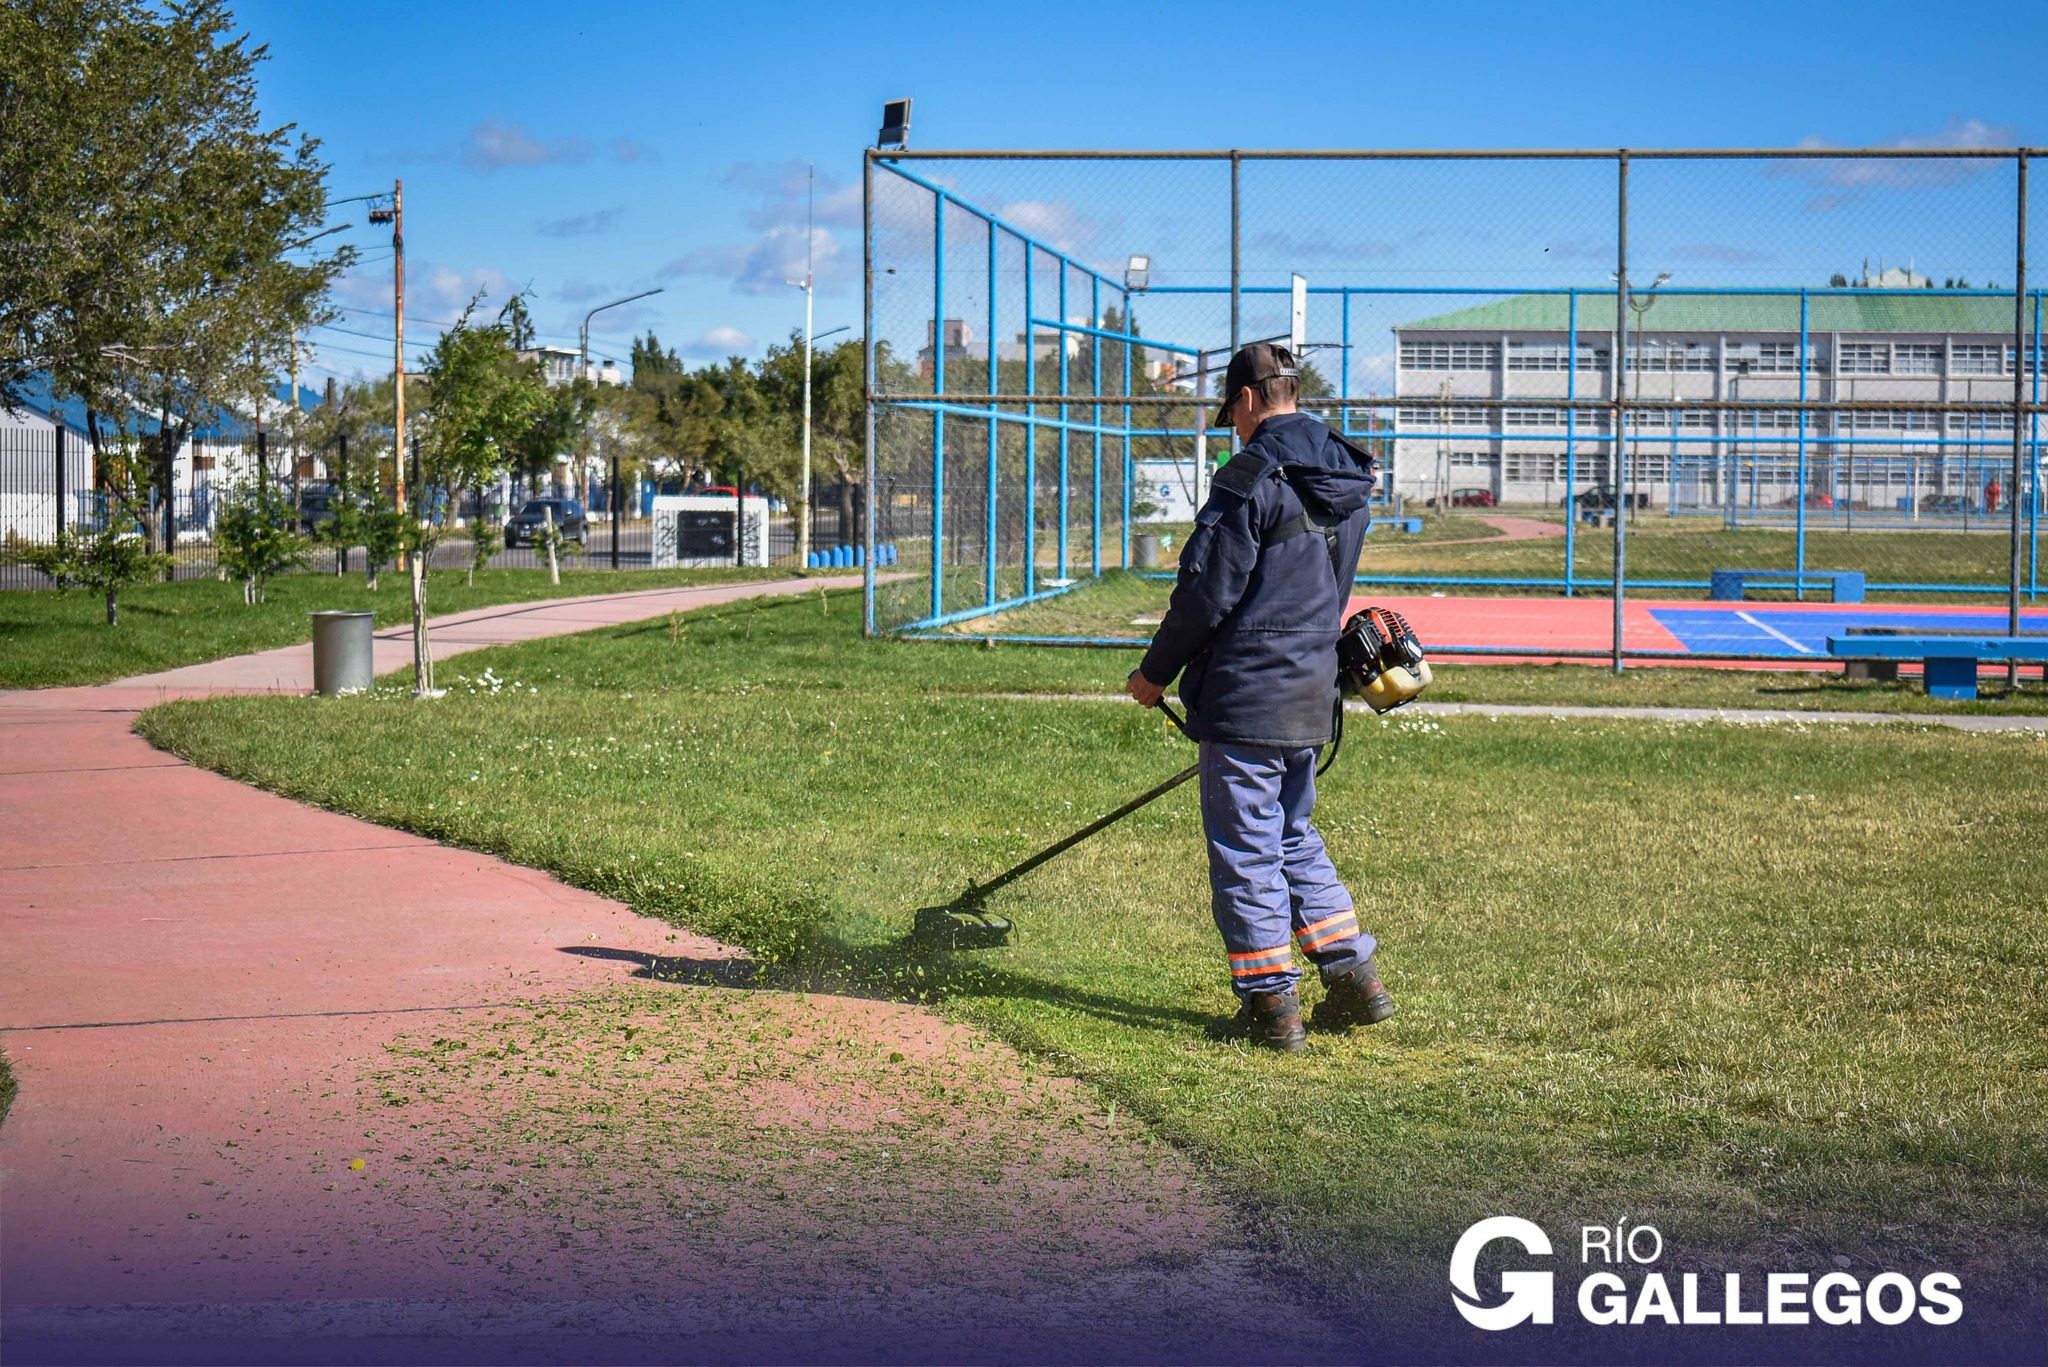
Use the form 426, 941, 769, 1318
2, 578, 1326, 1364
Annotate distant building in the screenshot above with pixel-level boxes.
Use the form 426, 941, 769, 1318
1390, 292, 2034, 507
1, 373, 324, 540
1856, 258, 1931, 290
917, 319, 976, 377
521, 345, 621, 387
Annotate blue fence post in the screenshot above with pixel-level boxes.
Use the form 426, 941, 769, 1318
2031, 290, 2041, 599
1058, 264, 1070, 579
1024, 244, 1037, 597
1796, 288, 1810, 601
1123, 294, 1135, 569
932, 191, 946, 621
1668, 406, 1679, 516
986, 218, 999, 612
1091, 275, 1102, 579
1564, 289, 1578, 595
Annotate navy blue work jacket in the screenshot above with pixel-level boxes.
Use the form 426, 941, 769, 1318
1137, 412, 1377, 747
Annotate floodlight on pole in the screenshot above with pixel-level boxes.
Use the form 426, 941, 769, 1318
791, 167, 822, 566
877, 99, 911, 150
581, 288, 664, 381
1124, 255, 1150, 291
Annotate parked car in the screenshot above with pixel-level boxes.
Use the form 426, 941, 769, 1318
1773, 492, 1836, 510
1425, 487, 1496, 509
1563, 485, 1651, 511
504, 497, 588, 547
294, 483, 375, 533
1916, 493, 1980, 515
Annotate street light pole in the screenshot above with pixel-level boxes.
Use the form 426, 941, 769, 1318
580, 287, 664, 381
798, 264, 815, 567
791, 167, 818, 568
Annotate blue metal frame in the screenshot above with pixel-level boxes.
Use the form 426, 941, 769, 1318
870, 158, 2048, 639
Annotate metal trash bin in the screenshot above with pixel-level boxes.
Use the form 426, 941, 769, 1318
310, 611, 375, 696
1133, 533, 1160, 569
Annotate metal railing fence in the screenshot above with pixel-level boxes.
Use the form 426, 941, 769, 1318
1, 424, 857, 590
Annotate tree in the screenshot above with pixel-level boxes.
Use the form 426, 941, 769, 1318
498, 293, 537, 351
213, 480, 309, 604
359, 503, 405, 592
1829, 273, 1850, 288
7, 497, 172, 625
405, 301, 549, 692
1, 1, 350, 559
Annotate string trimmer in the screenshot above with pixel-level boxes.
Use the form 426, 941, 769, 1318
908, 701, 1198, 951
907, 606, 1433, 951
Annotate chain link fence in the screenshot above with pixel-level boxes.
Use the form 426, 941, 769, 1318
862, 148, 2046, 662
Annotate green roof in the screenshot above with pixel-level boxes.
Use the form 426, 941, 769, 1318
1399, 292, 2020, 334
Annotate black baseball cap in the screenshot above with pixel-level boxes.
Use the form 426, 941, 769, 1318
1212, 342, 1300, 430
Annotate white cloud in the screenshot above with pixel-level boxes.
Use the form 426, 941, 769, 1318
537, 207, 624, 237
434, 118, 658, 173
663, 225, 847, 297
335, 262, 514, 327
995, 199, 1115, 257
727, 162, 863, 230
460, 117, 592, 172
698, 326, 752, 352
1780, 118, 2015, 201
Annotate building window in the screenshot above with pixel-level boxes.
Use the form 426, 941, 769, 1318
1635, 339, 1715, 372
1733, 408, 1807, 431
1504, 454, 1561, 483
1845, 410, 1939, 432
1398, 405, 1488, 426
1839, 343, 1889, 374
1893, 343, 1942, 375
1503, 407, 1566, 429
1399, 341, 1499, 371
1448, 451, 1491, 468
1504, 342, 1607, 373
1946, 411, 2016, 432
1726, 341, 1824, 374
1951, 344, 2004, 375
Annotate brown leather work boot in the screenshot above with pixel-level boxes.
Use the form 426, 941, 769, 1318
1227, 987, 1307, 1053
1313, 955, 1396, 1031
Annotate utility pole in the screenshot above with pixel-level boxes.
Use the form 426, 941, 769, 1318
289, 335, 302, 513
795, 166, 815, 568
368, 181, 405, 558
393, 180, 406, 520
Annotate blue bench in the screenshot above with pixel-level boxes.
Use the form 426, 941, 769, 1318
1367, 517, 1423, 534
1712, 569, 1865, 603
1824, 635, 2048, 699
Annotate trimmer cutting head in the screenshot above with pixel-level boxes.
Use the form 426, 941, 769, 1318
908, 897, 1014, 951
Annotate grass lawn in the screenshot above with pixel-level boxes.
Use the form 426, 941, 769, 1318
138, 592, 2048, 1339
0, 565, 787, 689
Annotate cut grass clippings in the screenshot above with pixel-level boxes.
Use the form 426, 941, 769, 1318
137, 591, 2048, 1331
0, 565, 788, 689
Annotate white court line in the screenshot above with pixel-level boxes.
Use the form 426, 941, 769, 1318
1735, 610, 1817, 654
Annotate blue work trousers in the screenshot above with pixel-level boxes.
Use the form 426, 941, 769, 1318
1199, 740, 1375, 997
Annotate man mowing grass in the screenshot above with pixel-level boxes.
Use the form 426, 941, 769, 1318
1125, 343, 1397, 1052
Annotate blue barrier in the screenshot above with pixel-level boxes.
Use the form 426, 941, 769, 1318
1712, 569, 1865, 603
1368, 517, 1423, 534
808, 544, 896, 570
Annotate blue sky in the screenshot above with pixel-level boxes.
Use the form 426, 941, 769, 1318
239, 0, 2048, 390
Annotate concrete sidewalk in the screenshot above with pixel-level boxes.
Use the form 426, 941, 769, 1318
0, 576, 1336, 1365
